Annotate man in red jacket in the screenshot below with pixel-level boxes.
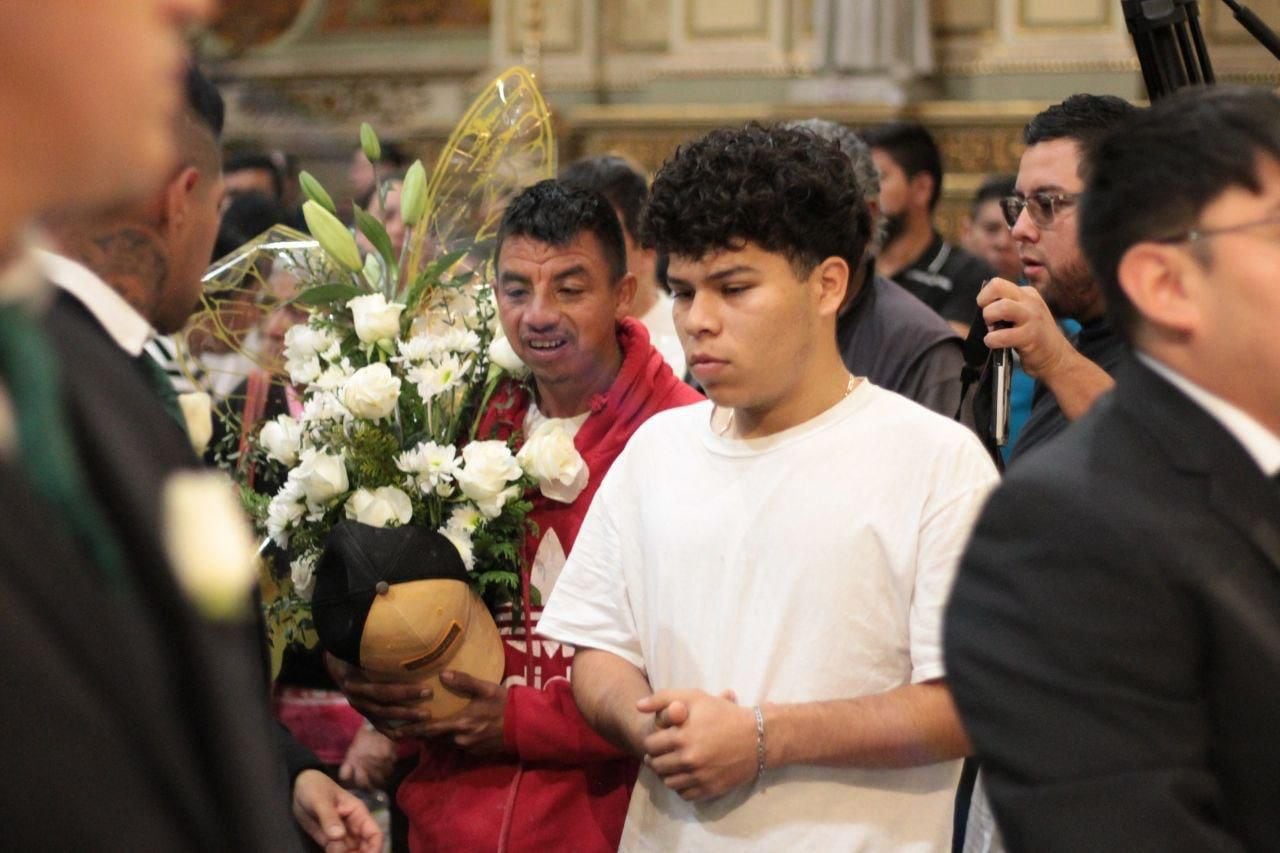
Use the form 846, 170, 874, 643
333, 179, 702, 851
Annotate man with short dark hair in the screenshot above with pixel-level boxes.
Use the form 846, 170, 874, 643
981, 94, 1139, 463
864, 121, 995, 334
538, 124, 996, 850
963, 175, 1021, 282
332, 179, 701, 851
946, 85, 1280, 851
224, 151, 286, 201
788, 118, 967, 424
561, 155, 685, 374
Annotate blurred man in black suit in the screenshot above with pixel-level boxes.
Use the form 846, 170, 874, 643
0, 4, 373, 849
41, 62, 382, 853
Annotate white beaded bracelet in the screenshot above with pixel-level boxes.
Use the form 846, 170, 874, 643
753, 705, 767, 781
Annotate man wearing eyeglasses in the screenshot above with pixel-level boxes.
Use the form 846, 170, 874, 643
947, 85, 1280, 850
980, 95, 1138, 464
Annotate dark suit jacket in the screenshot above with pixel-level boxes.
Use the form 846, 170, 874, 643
944, 358, 1280, 852
2, 291, 300, 850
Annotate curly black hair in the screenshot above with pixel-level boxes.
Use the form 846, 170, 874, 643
640, 122, 870, 278
494, 178, 628, 283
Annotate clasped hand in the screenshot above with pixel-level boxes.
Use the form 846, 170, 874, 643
326, 654, 510, 755
637, 688, 758, 802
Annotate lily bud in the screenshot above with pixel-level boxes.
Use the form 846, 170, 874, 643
363, 252, 385, 291
360, 122, 382, 163
303, 200, 362, 273
298, 170, 337, 215
400, 160, 428, 227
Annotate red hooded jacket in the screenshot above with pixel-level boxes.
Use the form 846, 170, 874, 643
399, 319, 702, 852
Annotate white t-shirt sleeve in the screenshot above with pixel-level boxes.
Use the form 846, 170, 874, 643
535, 448, 647, 670
909, 436, 999, 683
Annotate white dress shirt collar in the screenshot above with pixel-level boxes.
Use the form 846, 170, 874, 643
37, 249, 155, 356
1138, 352, 1280, 477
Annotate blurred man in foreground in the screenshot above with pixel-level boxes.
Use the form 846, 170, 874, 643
947, 85, 1280, 851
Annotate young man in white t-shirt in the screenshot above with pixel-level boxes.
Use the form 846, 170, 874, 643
537, 123, 999, 851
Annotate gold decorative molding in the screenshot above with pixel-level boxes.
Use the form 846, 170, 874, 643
566, 99, 1045, 129
566, 102, 1035, 181
319, 0, 489, 32
938, 56, 1140, 76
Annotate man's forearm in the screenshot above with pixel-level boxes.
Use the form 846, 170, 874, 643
570, 648, 654, 757
765, 680, 971, 770
1039, 349, 1114, 420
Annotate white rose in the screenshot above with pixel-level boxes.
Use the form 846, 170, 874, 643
259, 414, 303, 466
283, 324, 326, 363
440, 524, 475, 571
488, 334, 527, 376
162, 470, 259, 620
456, 441, 523, 518
344, 486, 413, 528
341, 362, 402, 420
517, 419, 589, 504
347, 293, 405, 344
293, 447, 349, 507
396, 441, 459, 495
290, 551, 318, 599
177, 391, 213, 455
266, 479, 306, 547
286, 354, 322, 386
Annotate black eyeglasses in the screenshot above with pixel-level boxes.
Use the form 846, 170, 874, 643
1153, 211, 1280, 244
1000, 192, 1082, 228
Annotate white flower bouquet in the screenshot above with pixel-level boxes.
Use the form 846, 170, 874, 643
193, 69, 564, 667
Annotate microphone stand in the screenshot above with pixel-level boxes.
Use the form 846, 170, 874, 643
1122, 0, 1214, 100
1220, 0, 1280, 61
1123, 0, 1280, 100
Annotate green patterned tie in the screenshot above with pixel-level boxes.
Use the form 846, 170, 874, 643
135, 348, 185, 430
0, 302, 128, 590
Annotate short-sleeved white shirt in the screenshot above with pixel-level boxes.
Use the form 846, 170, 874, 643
538, 382, 998, 851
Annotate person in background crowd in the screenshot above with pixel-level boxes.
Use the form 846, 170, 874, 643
538, 123, 997, 851
863, 121, 995, 335
330, 180, 702, 851
224, 151, 285, 203
981, 95, 1138, 464
789, 118, 968, 427
962, 175, 1021, 283
947, 84, 1280, 853
961, 174, 1035, 456
561, 155, 687, 376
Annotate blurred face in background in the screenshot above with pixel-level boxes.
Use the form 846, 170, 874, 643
262, 268, 306, 371
0, 0, 214, 215
963, 197, 1022, 282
